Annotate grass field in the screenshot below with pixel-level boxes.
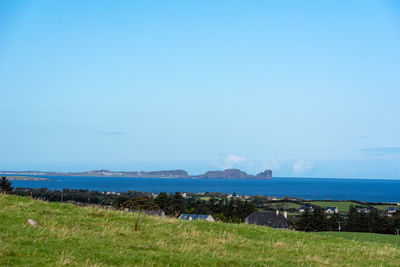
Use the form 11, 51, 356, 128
317, 232, 400, 247
1, 194, 400, 266
305, 201, 366, 212
372, 204, 395, 211
266, 202, 303, 210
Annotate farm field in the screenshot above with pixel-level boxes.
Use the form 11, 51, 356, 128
372, 204, 396, 211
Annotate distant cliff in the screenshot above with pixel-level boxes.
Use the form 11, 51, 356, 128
196, 169, 272, 179
0, 169, 272, 179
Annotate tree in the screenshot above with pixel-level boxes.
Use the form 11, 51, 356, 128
389, 212, 400, 235
155, 192, 170, 211
294, 208, 314, 231
236, 199, 256, 222
207, 197, 217, 213
327, 213, 344, 231
294, 206, 328, 232
170, 192, 184, 216
113, 195, 128, 209
345, 205, 368, 232
367, 208, 383, 233
124, 197, 160, 210
311, 207, 327, 231
345, 205, 359, 232
0, 177, 13, 194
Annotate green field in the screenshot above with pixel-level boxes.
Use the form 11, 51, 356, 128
372, 204, 395, 211
265, 202, 303, 210
317, 232, 400, 247
305, 201, 366, 212
1, 194, 400, 266
306, 201, 398, 213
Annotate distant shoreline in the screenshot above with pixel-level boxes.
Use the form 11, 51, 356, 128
5, 176, 51, 181
0, 168, 273, 180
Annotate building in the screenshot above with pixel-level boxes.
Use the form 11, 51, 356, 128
178, 214, 215, 222
245, 211, 289, 229
388, 207, 400, 214
325, 207, 339, 214
356, 208, 370, 213
298, 206, 314, 213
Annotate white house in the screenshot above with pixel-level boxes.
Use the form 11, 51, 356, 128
298, 206, 314, 213
388, 207, 400, 214
325, 207, 339, 214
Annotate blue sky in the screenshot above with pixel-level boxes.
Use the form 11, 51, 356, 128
1, 0, 400, 178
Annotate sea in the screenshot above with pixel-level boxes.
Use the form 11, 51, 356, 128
10, 176, 400, 203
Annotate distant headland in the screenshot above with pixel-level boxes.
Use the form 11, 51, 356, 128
0, 169, 272, 180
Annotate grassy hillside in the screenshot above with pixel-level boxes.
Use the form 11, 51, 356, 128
1, 195, 400, 266
317, 232, 400, 247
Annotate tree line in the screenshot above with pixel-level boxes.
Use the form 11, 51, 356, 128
294, 206, 400, 235
114, 192, 256, 223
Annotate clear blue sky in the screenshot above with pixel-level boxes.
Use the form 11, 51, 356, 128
1, 0, 400, 178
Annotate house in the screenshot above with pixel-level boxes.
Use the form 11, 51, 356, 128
387, 207, 400, 214
356, 208, 370, 213
298, 206, 314, 213
246, 211, 289, 229
325, 207, 339, 214
178, 214, 215, 222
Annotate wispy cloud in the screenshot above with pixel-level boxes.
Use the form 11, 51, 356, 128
292, 160, 316, 173
262, 157, 282, 170
360, 147, 400, 157
220, 154, 247, 169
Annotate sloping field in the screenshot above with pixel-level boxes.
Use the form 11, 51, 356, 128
1, 194, 400, 266
317, 231, 400, 247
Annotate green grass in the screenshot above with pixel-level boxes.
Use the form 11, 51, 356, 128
306, 201, 366, 212
372, 204, 395, 211
1, 194, 400, 266
266, 202, 303, 210
317, 232, 400, 247
307, 201, 398, 212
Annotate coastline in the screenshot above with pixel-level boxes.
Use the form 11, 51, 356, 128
5, 176, 51, 181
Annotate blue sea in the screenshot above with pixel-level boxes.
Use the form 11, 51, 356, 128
10, 176, 400, 203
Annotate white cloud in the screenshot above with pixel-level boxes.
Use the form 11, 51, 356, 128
292, 160, 315, 173
213, 154, 286, 173
262, 157, 282, 170
221, 154, 247, 169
